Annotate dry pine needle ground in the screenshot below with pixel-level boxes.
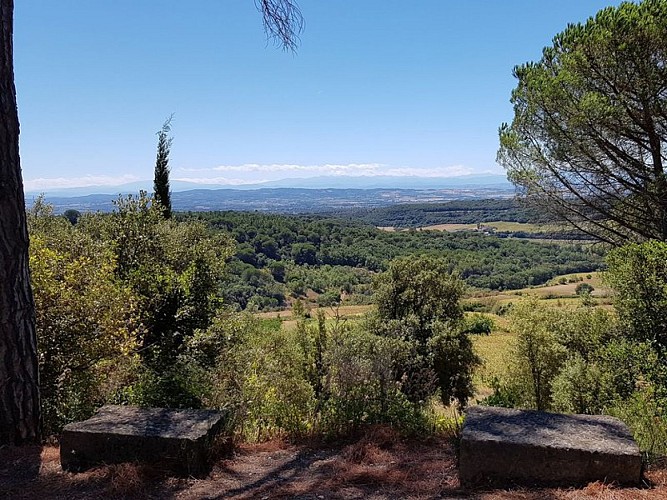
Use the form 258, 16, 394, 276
2, 426, 667, 499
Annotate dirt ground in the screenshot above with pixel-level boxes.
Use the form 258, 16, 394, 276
2, 427, 667, 499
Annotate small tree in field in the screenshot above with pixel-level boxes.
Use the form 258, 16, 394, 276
575, 282, 595, 296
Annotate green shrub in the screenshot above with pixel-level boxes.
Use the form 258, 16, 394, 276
462, 300, 493, 313
492, 302, 513, 316
551, 354, 605, 414
29, 206, 139, 435
463, 313, 495, 335
505, 299, 567, 411
485, 297, 664, 422
605, 241, 667, 352
575, 282, 594, 295
210, 314, 316, 441
480, 376, 521, 408
319, 326, 427, 436
609, 385, 667, 462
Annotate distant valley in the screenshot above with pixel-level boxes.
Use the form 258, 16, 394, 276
28, 186, 515, 214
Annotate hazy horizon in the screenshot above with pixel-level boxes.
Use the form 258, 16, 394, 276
24, 172, 512, 197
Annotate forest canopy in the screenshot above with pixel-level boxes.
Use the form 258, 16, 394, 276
185, 210, 603, 310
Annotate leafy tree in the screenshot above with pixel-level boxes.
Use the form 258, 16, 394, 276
63, 209, 81, 225
373, 256, 464, 341
506, 299, 567, 411
78, 192, 234, 406
498, 0, 667, 245
291, 243, 318, 265
0, 0, 302, 444
268, 260, 286, 282
605, 241, 667, 352
370, 256, 478, 407
153, 116, 173, 219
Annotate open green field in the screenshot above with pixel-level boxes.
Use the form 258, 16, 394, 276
471, 317, 513, 400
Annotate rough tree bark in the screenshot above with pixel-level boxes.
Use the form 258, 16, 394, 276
0, 0, 41, 445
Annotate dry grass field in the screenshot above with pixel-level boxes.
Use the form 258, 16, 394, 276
419, 221, 562, 233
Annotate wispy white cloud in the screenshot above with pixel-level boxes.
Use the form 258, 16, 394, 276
381, 165, 473, 177
24, 174, 141, 192
176, 163, 480, 181
173, 176, 269, 185
179, 163, 385, 175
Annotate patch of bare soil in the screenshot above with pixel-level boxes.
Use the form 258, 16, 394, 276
2, 426, 667, 499
180, 426, 459, 499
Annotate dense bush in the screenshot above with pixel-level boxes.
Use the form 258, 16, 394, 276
29, 195, 234, 432
575, 282, 594, 295
369, 256, 479, 408
462, 313, 495, 335
29, 201, 139, 434
486, 298, 662, 418
605, 241, 667, 352
189, 310, 433, 441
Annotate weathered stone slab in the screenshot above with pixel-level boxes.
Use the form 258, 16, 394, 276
459, 406, 641, 488
60, 405, 228, 476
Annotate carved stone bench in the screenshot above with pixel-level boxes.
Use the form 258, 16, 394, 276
60, 405, 228, 476
459, 406, 641, 487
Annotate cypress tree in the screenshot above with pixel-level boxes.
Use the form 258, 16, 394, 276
154, 116, 173, 218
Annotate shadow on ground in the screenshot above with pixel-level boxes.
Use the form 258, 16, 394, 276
1, 427, 667, 499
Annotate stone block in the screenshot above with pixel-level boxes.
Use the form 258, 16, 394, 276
60, 405, 228, 476
459, 406, 641, 488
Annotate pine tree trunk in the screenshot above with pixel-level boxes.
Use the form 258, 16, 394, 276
0, 0, 41, 445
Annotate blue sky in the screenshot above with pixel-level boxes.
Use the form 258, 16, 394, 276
15, 0, 621, 191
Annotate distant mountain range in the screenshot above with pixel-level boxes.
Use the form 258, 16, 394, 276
255, 174, 511, 190
25, 174, 511, 198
